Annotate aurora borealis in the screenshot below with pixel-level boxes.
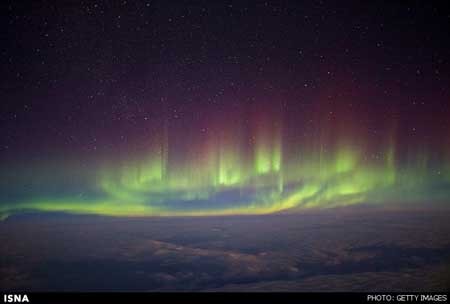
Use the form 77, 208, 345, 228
1, 1, 450, 220
1, 97, 450, 219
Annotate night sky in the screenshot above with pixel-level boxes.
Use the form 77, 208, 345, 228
1, 1, 450, 218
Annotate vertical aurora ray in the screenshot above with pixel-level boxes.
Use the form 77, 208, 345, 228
254, 114, 282, 176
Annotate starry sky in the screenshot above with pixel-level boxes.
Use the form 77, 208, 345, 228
1, 1, 450, 218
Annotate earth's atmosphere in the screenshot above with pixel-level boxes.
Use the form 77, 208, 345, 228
1, 208, 449, 291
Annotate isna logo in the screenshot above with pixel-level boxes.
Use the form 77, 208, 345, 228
3, 295, 29, 303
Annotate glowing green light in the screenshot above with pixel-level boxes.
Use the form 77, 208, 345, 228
1, 121, 449, 220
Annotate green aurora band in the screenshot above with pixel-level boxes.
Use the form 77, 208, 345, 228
1, 111, 450, 219
1, 144, 449, 219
